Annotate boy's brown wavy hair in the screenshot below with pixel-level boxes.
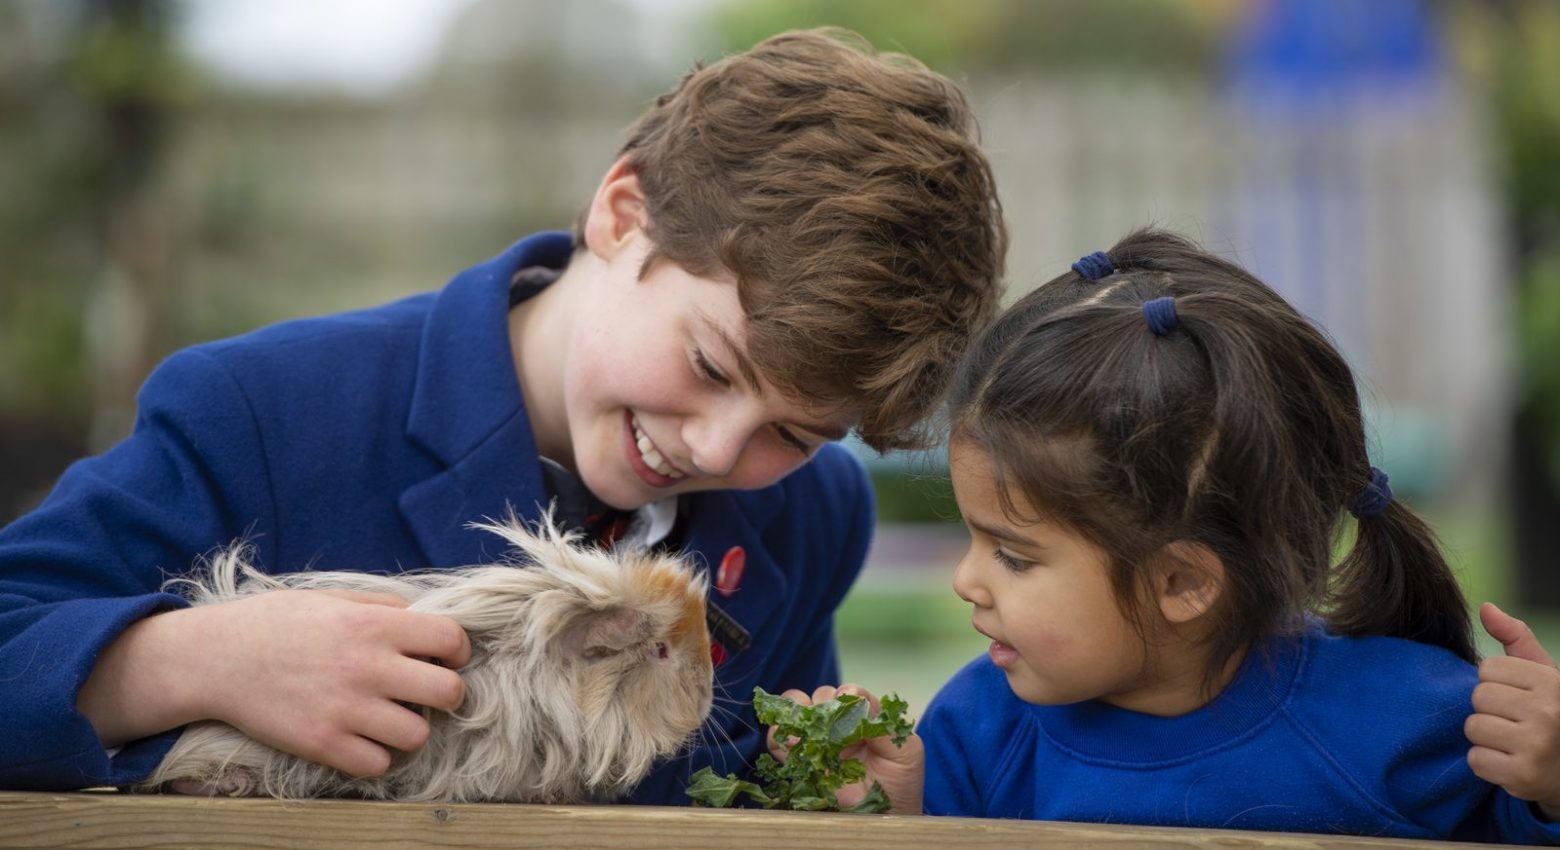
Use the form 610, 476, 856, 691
590, 27, 1006, 452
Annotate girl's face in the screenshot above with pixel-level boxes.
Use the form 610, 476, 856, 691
948, 439, 1187, 714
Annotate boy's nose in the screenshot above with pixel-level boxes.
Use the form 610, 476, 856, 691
685, 417, 753, 478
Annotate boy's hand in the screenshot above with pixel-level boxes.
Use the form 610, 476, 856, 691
1466, 602, 1560, 820
768, 683, 925, 815
80, 589, 470, 779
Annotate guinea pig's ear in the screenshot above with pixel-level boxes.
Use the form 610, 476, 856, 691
561, 607, 651, 661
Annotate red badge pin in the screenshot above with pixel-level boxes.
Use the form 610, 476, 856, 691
715, 546, 746, 597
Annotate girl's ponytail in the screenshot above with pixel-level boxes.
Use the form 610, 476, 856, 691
1326, 473, 1477, 663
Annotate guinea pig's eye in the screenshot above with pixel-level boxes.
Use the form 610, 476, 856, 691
655, 641, 669, 660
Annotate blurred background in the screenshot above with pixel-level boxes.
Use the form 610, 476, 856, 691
2, 0, 1559, 714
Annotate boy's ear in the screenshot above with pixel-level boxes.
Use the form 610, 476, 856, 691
582, 155, 650, 261
1154, 541, 1224, 625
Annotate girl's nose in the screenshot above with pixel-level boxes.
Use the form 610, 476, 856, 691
951, 547, 990, 608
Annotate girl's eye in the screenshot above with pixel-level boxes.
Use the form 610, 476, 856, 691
693, 349, 730, 387
993, 548, 1032, 573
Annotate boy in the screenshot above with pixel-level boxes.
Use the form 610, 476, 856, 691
0, 28, 1006, 803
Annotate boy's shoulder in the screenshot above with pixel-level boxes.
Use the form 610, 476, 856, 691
195, 291, 434, 369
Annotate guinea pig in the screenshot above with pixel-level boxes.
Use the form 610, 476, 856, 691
135, 513, 713, 803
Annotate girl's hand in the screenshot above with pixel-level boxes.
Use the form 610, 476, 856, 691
768, 683, 925, 815
79, 589, 471, 778
1466, 602, 1560, 820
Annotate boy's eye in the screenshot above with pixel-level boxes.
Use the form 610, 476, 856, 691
693, 349, 730, 387
774, 425, 811, 454
992, 548, 1032, 572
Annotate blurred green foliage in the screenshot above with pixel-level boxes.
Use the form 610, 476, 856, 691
1446, 1, 1560, 602
707, 0, 1229, 76
868, 468, 959, 525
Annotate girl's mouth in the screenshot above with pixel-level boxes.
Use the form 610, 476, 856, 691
988, 640, 1019, 669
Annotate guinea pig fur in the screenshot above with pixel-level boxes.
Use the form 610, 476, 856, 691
135, 515, 714, 803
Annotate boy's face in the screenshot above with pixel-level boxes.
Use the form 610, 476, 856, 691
949, 440, 1179, 713
560, 233, 856, 511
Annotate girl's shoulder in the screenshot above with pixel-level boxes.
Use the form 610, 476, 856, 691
1302, 627, 1477, 701
921, 655, 1035, 753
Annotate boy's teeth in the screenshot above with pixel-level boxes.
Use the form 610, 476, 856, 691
632, 419, 683, 478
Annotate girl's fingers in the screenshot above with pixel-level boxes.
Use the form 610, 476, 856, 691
1479, 655, 1560, 690
1480, 603, 1558, 667
1467, 745, 1519, 788
1472, 681, 1535, 721
1465, 711, 1527, 754
780, 688, 813, 705
833, 682, 881, 714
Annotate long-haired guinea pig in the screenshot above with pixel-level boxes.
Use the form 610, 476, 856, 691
135, 514, 713, 803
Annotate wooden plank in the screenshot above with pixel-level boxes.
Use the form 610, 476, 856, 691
0, 791, 1507, 850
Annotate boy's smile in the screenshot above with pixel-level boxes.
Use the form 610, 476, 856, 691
626, 411, 686, 484
509, 167, 856, 512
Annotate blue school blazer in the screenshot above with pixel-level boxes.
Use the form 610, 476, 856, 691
0, 231, 874, 802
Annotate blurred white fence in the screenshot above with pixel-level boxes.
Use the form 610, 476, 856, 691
165, 71, 1506, 506
970, 75, 1505, 506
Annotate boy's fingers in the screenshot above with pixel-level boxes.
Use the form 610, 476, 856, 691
395, 657, 466, 713
330, 736, 395, 779
357, 700, 433, 754
1481, 602, 1557, 667
394, 612, 472, 669
317, 589, 410, 609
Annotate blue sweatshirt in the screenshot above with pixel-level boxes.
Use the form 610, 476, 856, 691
922, 627, 1560, 844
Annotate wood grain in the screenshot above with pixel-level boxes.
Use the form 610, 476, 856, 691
0, 791, 1508, 850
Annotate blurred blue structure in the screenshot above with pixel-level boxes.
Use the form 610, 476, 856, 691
1223, 0, 1454, 500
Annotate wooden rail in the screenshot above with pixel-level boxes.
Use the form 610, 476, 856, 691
0, 791, 1507, 850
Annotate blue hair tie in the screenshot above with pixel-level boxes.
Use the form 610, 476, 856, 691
1072, 251, 1113, 281
1350, 467, 1393, 519
1142, 296, 1178, 336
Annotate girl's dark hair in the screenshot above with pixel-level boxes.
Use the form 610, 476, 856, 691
949, 228, 1475, 683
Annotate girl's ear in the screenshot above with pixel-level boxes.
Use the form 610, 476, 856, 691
581, 155, 649, 261
1154, 541, 1225, 625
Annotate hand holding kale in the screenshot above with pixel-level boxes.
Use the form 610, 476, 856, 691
686, 685, 920, 814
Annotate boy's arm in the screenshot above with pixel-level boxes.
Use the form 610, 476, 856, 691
1467, 603, 1560, 821
77, 587, 470, 778
0, 349, 469, 787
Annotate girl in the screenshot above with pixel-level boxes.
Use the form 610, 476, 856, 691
784, 229, 1560, 842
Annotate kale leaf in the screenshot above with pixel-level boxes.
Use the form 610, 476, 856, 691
685, 687, 913, 813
